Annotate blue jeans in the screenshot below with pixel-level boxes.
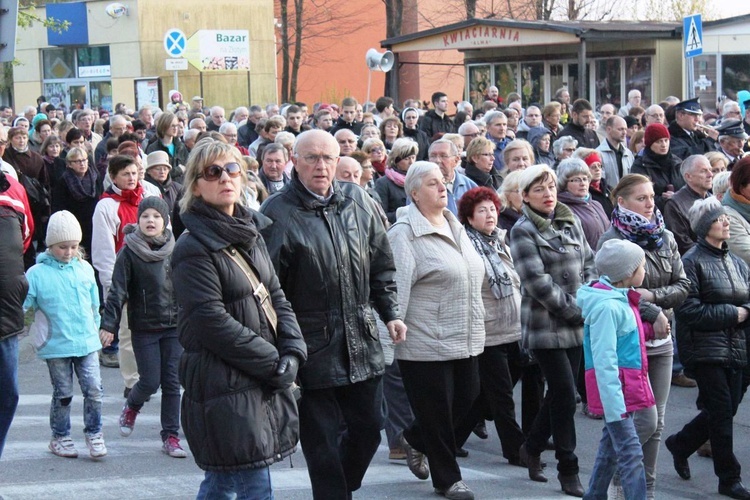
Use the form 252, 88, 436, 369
129, 329, 182, 440
196, 467, 274, 500
46, 352, 103, 437
584, 416, 646, 500
0, 335, 19, 458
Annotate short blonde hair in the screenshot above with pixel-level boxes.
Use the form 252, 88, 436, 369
502, 139, 534, 169
499, 170, 524, 210
466, 136, 495, 163
179, 138, 245, 214
362, 138, 385, 154
387, 138, 419, 169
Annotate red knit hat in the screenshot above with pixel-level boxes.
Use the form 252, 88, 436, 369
644, 123, 670, 149
583, 152, 602, 167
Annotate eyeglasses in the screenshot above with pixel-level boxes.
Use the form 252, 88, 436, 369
370, 147, 385, 153
461, 133, 479, 138
0, 140, 7, 147
563, 148, 576, 153
68, 158, 88, 165
296, 154, 339, 165
429, 154, 456, 161
715, 215, 731, 224
479, 153, 495, 157
198, 162, 243, 181
567, 177, 590, 184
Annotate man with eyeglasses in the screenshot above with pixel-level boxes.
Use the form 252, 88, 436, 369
516, 105, 543, 140
334, 129, 358, 156
94, 115, 129, 165
429, 139, 476, 216
644, 104, 666, 126
597, 115, 635, 189
716, 119, 749, 170
720, 100, 742, 125
261, 129, 406, 500
458, 121, 481, 150
219, 122, 250, 156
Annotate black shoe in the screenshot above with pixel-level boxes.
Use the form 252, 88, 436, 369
665, 434, 691, 480
558, 473, 584, 497
455, 447, 469, 458
472, 421, 488, 440
519, 443, 547, 483
719, 481, 750, 499
399, 432, 429, 480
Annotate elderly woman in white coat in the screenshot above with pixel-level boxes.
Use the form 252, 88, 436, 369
388, 161, 486, 500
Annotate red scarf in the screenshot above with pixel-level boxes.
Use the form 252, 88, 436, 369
101, 184, 144, 251
372, 159, 387, 176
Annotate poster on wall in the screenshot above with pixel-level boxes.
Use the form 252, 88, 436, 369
44, 82, 68, 109
134, 77, 162, 110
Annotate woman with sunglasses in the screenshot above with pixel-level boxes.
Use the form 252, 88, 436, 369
171, 139, 305, 499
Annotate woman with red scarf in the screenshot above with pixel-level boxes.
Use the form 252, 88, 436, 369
576, 149, 614, 219
92, 154, 144, 373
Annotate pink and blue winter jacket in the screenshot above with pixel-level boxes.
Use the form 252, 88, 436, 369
577, 277, 655, 422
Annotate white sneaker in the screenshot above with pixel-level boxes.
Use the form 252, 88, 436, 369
49, 436, 78, 458
85, 433, 107, 458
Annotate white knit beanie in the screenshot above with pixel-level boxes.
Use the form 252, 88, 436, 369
46, 210, 82, 247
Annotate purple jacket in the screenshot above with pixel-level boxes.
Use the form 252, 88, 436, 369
558, 191, 609, 252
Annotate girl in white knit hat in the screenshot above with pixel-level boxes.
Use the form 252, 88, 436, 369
24, 210, 109, 459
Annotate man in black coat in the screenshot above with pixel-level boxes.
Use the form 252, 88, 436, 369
667, 97, 717, 161
663, 154, 714, 255
261, 130, 406, 499
559, 98, 601, 149
0, 171, 30, 458
420, 91, 457, 141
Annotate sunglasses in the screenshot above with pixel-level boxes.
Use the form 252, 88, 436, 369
198, 162, 242, 181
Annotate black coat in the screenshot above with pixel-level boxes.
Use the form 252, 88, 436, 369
630, 150, 684, 211
420, 109, 456, 140
667, 122, 716, 161
261, 175, 401, 390
143, 174, 183, 214
50, 180, 99, 257
465, 162, 502, 190
172, 203, 306, 471
677, 240, 750, 369
0, 205, 28, 341
144, 139, 188, 183
559, 121, 600, 149
403, 127, 430, 161
100, 243, 178, 334
373, 175, 406, 224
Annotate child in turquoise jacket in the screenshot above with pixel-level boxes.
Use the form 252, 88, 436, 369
24, 211, 108, 459
577, 239, 655, 500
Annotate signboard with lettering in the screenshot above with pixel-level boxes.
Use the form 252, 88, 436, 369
78, 65, 111, 78
183, 30, 250, 72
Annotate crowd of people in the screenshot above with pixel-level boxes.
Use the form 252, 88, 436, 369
1, 84, 750, 500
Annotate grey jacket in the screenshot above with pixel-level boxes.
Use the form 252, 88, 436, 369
597, 225, 689, 332
388, 204, 486, 361
510, 202, 596, 350
597, 139, 634, 189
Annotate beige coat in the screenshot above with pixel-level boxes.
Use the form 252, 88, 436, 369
388, 204, 486, 361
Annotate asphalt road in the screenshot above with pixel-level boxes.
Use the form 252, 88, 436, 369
2, 334, 748, 499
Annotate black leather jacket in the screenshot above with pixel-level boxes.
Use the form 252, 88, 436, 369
172, 202, 306, 471
667, 121, 716, 161
0, 206, 28, 341
677, 239, 750, 369
100, 240, 178, 335
261, 174, 401, 390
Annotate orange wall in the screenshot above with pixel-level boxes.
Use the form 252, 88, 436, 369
278, 0, 468, 109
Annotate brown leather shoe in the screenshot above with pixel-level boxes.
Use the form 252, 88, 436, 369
558, 473, 584, 497
519, 443, 547, 483
671, 372, 697, 388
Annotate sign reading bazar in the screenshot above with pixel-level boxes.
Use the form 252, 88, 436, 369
183, 30, 251, 72
443, 26, 521, 48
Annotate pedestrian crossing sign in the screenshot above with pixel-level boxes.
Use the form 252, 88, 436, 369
684, 14, 703, 58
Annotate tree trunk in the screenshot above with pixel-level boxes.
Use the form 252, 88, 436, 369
383, 0, 403, 99
279, 0, 290, 103
290, 0, 303, 101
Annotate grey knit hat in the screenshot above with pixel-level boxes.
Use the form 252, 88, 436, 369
595, 239, 645, 284
138, 196, 170, 225
689, 197, 725, 240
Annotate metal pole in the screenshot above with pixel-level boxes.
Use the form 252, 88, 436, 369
365, 69, 372, 110
687, 58, 695, 99
174, 70, 178, 93
577, 39, 586, 101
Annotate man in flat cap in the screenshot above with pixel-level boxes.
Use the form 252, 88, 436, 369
668, 97, 717, 160
716, 119, 749, 169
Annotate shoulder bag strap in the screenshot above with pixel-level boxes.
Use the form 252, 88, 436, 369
222, 246, 278, 337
